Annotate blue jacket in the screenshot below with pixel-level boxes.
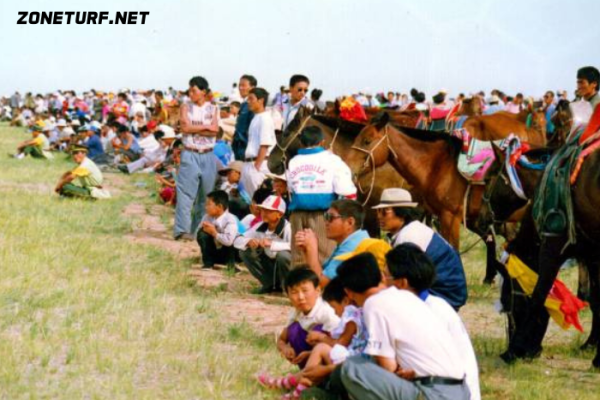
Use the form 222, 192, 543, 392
232, 101, 254, 160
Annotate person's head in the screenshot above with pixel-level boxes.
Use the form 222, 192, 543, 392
514, 93, 524, 105
577, 66, 600, 99
219, 161, 243, 183
250, 188, 272, 216
272, 177, 287, 196
337, 252, 382, 307
117, 124, 129, 137
544, 90, 555, 105
299, 125, 324, 148
289, 74, 310, 104
310, 88, 323, 102
257, 195, 286, 227
205, 190, 228, 217
284, 267, 321, 314
414, 92, 426, 103
155, 90, 164, 101
325, 200, 364, 243
373, 188, 420, 233
188, 76, 210, 104
70, 145, 89, 163
322, 277, 350, 317
239, 74, 257, 98
385, 243, 436, 293
229, 101, 241, 116
387, 91, 395, 102
247, 87, 269, 113
117, 92, 127, 102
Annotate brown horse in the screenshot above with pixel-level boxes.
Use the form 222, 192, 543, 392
548, 99, 571, 148
455, 96, 484, 117
345, 112, 499, 283
267, 107, 413, 236
463, 109, 547, 147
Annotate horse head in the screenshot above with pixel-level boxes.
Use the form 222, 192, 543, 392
528, 109, 547, 139
345, 112, 392, 179
549, 99, 571, 148
456, 96, 483, 117
267, 106, 313, 175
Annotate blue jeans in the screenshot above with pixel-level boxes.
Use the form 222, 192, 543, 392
174, 150, 217, 237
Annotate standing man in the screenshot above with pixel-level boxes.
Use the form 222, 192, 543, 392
282, 74, 312, 131
542, 91, 556, 135
240, 87, 276, 198
174, 76, 219, 241
231, 74, 257, 161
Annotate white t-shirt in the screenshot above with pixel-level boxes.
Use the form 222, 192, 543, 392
286, 296, 340, 333
363, 287, 466, 379
426, 295, 480, 400
245, 111, 276, 159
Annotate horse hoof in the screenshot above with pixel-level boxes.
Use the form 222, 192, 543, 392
483, 277, 495, 285
500, 350, 519, 365
580, 340, 598, 351
593, 356, 600, 369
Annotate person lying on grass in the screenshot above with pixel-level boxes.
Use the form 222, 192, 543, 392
259, 276, 367, 399
272, 268, 340, 375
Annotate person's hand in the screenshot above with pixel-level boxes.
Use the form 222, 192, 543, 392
295, 230, 307, 249
54, 185, 61, 193
291, 351, 311, 365
247, 239, 260, 249
260, 238, 272, 248
306, 331, 327, 345
395, 367, 416, 381
254, 162, 261, 171
303, 364, 335, 382
281, 344, 296, 361
202, 222, 217, 237
302, 229, 318, 255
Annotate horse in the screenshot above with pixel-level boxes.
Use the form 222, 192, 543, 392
267, 106, 413, 236
548, 99, 572, 148
344, 112, 501, 283
485, 144, 600, 367
455, 96, 484, 117
462, 109, 547, 147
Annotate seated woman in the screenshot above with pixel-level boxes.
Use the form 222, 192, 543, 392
11, 122, 53, 159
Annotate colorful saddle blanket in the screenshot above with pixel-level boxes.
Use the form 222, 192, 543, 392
452, 127, 505, 182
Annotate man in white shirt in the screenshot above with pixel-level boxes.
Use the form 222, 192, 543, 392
337, 252, 469, 400
235, 195, 292, 294
240, 87, 276, 198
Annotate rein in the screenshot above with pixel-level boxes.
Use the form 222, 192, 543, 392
350, 125, 399, 206
275, 114, 312, 167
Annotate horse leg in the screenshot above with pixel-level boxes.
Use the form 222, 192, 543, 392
483, 230, 500, 285
578, 260, 591, 302
583, 257, 600, 352
440, 211, 460, 250
502, 235, 565, 363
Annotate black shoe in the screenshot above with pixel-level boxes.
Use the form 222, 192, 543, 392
174, 233, 196, 242
118, 165, 130, 174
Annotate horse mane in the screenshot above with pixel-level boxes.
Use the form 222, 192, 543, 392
556, 99, 570, 112
312, 114, 365, 136
524, 147, 557, 161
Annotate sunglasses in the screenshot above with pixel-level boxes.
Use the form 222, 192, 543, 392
296, 88, 309, 93
324, 212, 344, 222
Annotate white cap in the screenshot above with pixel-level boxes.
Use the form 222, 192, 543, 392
257, 195, 287, 214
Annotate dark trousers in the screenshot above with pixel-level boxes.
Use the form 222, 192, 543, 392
197, 231, 235, 268
240, 248, 291, 290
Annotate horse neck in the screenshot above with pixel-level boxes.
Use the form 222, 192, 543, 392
386, 126, 466, 196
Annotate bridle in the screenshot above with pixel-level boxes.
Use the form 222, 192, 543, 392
350, 125, 399, 205
275, 114, 313, 167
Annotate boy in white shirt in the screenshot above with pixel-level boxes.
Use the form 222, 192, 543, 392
235, 195, 291, 294
337, 252, 469, 400
386, 244, 480, 400
240, 87, 276, 198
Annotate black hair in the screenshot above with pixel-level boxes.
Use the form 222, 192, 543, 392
577, 66, 600, 89
250, 87, 269, 106
391, 207, 423, 224
385, 243, 436, 292
116, 124, 129, 135
118, 92, 127, 100
155, 90, 164, 98
299, 126, 324, 147
207, 190, 229, 209
432, 93, 445, 105
240, 74, 258, 88
154, 130, 165, 141
189, 76, 210, 92
414, 92, 426, 103
284, 267, 319, 292
230, 101, 241, 108
252, 187, 272, 205
410, 88, 418, 97
323, 277, 346, 303
290, 74, 310, 88
337, 253, 381, 294
310, 89, 323, 101
330, 200, 364, 230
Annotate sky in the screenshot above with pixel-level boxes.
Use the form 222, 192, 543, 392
1, 0, 599, 100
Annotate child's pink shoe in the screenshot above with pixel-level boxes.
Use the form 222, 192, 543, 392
281, 383, 308, 399
257, 373, 298, 390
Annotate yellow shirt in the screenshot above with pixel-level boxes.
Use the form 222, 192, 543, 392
72, 157, 103, 188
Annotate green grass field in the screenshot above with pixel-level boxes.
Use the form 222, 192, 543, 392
1, 122, 599, 399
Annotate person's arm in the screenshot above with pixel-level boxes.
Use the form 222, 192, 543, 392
121, 135, 132, 151
295, 229, 329, 286
277, 326, 296, 362
373, 355, 398, 373
179, 103, 219, 136
254, 145, 269, 170
17, 138, 37, 151
55, 172, 76, 192
214, 218, 238, 247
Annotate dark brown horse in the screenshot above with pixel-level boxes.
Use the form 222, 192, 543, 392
345, 112, 501, 283
267, 107, 412, 236
548, 99, 571, 148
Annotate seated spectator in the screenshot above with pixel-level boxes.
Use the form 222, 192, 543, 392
155, 143, 181, 206
219, 101, 240, 142
11, 122, 53, 159
374, 188, 467, 310
337, 253, 469, 400
120, 125, 175, 174
235, 195, 291, 294
197, 190, 239, 270
296, 199, 369, 288
275, 268, 340, 370
112, 124, 142, 163
240, 188, 272, 231
386, 244, 480, 400
219, 160, 250, 220
266, 172, 290, 217
80, 125, 108, 164
260, 276, 367, 398
54, 145, 111, 199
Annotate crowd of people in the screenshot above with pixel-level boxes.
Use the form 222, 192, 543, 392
3, 66, 599, 400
